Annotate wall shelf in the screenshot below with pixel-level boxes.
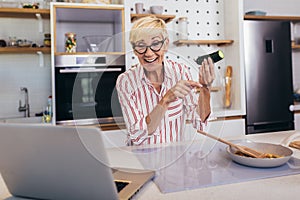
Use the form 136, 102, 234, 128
0, 8, 50, 19
244, 15, 300, 21
0, 47, 51, 54
173, 39, 234, 46
130, 13, 176, 23
292, 43, 300, 49
54, 52, 125, 56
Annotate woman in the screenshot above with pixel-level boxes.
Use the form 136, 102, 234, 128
116, 16, 215, 145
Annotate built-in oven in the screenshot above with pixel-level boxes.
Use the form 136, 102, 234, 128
54, 54, 125, 125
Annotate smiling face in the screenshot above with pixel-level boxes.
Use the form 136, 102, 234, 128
133, 34, 169, 73
129, 16, 169, 74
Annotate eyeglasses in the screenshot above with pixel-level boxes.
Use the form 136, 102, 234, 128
133, 38, 166, 54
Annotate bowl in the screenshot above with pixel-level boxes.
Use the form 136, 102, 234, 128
82, 35, 113, 52
150, 6, 163, 15
227, 141, 293, 168
245, 10, 267, 16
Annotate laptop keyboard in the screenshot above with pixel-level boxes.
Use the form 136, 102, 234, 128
115, 181, 129, 192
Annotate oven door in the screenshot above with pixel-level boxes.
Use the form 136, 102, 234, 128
54, 55, 125, 125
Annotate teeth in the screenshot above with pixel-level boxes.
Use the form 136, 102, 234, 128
145, 58, 156, 63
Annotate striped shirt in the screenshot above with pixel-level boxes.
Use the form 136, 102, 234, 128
116, 59, 204, 145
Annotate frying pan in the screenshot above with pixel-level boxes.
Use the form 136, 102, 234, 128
227, 141, 293, 168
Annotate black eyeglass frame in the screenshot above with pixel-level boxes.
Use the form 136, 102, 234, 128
132, 38, 167, 54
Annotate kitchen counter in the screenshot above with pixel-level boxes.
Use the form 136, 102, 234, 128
1, 130, 300, 200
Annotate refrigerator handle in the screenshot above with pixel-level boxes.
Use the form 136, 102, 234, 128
265, 39, 274, 53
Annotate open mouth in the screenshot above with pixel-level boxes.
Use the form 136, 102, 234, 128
144, 57, 158, 63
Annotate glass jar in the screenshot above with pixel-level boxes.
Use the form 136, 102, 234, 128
65, 32, 77, 53
44, 33, 51, 47
178, 17, 188, 40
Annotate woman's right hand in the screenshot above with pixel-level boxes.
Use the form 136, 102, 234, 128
160, 80, 201, 106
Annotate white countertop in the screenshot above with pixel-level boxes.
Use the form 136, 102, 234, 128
1, 130, 300, 200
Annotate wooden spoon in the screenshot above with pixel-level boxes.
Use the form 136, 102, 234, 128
197, 130, 272, 158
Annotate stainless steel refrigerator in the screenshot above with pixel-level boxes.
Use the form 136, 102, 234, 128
244, 20, 294, 134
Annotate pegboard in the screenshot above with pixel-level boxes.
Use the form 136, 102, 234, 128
124, 0, 228, 109
124, 0, 225, 68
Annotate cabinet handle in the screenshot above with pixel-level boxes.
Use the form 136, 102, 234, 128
59, 68, 122, 73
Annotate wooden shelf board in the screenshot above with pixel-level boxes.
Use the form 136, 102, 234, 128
292, 44, 300, 49
244, 15, 300, 21
54, 52, 125, 56
0, 47, 51, 54
131, 13, 176, 23
0, 8, 50, 18
173, 40, 234, 46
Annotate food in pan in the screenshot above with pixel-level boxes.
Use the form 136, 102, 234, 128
234, 150, 282, 158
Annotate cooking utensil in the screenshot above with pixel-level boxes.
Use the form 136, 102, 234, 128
224, 66, 232, 108
197, 130, 276, 158
227, 142, 293, 167
289, 140, 300, 149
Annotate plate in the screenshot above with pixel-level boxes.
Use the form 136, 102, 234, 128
245, 11, 267, 16
227, 142, 293, 168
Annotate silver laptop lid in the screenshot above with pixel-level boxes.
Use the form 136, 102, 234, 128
0, 123, 119, 200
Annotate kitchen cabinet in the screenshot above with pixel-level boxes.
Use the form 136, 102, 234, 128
50, 3, 125, 125
0, 7, 50, 54
51, 3, 125, 55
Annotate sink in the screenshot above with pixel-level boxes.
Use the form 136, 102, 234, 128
0, 117, 43, 124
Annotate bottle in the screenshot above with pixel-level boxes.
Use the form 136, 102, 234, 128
43, 96, 52, 123
65, 32, 77, 53
194, 50, 224, 65
178, 17, 188, 40
47, 95, 52, 118
44, 33, 51, 47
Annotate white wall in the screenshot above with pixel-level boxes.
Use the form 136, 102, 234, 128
0, 18, 51, 118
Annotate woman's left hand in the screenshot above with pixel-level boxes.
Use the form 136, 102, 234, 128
198, 57, 215, 87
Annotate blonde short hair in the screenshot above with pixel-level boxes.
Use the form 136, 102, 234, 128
129, 16, 168, 44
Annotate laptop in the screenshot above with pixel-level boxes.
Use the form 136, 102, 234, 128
0, 123, 155, 200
